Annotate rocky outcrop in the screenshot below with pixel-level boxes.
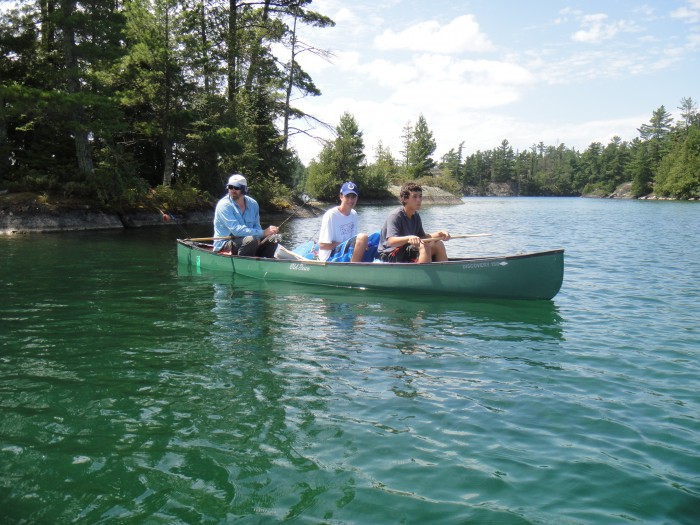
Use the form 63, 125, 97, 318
384, 185, 463, 205
600, 182, 635, 199
311, 185, 463, 207
463, 182, 517, 197
1, 210, 124, 234
0, 208, 218, 235
0, 186, 461, 235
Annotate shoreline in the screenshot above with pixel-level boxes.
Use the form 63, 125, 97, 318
2, 184, 692, 235
1, 185, 463, 235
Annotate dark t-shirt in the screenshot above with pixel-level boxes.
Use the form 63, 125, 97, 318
378, 206, 426, 255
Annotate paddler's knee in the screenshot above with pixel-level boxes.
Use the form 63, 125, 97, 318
356, 232, 369, 246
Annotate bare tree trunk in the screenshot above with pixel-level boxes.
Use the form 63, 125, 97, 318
0, 95, 9, 177
244, 0, 271, 92
162, 137, 174, 186
162, 5, 173, 186
40, 0, 55, 51
61, 0, 94, 179
200, 1, 209, 94
283, 7, 299, 150
227, 0, 238, 104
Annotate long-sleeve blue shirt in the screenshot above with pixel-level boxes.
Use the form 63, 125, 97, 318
213, 194, 264, 252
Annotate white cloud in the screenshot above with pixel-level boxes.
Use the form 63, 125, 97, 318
571, 13, 640, 43
671, 0, 700, 22
535, 47, 683, 84
331, 7, 357, 25
374, 15, 494, 53
555, 7, 583, 25
363, 59, 419, 86
288, 2, 698, 166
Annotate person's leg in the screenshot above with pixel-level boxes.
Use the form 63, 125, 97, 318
350, 233, 369, 262
223, 237, 245, 255
237, 236, 259, 256
431, 240, 448, 262
417, 242, 434, 264
255, 240, 279, 258
221, 240, 236, 254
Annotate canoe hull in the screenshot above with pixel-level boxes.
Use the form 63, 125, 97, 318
177, 240, 564, 300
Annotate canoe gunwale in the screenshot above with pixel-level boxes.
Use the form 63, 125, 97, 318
177, 239, 564, 267
176, 239, 565, 300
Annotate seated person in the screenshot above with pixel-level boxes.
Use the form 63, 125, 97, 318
377, 182, 451, 264
212, 173, 279, 257
317, 181, 369, 263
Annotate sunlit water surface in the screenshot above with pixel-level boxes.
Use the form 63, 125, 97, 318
1, 198, 699, 524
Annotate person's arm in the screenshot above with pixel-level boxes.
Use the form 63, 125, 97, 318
385, 234, 421, 247
246, 198, 267, 238
212, 199, 246, 252
385, 216, 422, 248
318, 209, 338, 251
249, 198, 279, 237
427, 230, 451, 240
222, 199, 263, 238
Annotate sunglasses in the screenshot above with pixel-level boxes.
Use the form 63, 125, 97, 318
227, 185, 244, 190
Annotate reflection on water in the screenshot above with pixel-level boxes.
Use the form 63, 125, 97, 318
4, 199, 700, 524
195, 271, 567, 521
181, 266, 564, 343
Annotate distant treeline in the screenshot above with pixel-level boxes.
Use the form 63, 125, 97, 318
305, 103, 700, 201
1, 2, 698, 210
438, 101, 700, 199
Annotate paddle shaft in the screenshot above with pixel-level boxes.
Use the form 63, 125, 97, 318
187, 202, 310, 243
186, 232, 280, 243
187, 233, 492, 243
421, 233, 492, 242
185, 236, 232, 242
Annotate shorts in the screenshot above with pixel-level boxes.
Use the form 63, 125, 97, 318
378, 245, 419, 263
223, 236, 278, 258
329, 235, 357, 258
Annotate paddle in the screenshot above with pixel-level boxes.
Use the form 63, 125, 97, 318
187, 201, 314, 244
186, 211, 301, 242
421, 233, 492, 242
184, 236, 233, 242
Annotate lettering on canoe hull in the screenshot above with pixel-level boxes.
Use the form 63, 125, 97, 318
289, 263, 310, 272
462, 261, 508, 269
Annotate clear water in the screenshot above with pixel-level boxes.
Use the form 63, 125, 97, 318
1, 198, 699, 524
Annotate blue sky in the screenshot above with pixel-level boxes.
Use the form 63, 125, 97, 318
289, 0, 700, 164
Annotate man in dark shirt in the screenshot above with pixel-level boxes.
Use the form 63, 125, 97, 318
377, 182, 451, 263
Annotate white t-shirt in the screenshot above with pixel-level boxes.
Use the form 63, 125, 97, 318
318, 207, 358, 261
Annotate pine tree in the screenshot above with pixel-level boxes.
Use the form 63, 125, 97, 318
305, 112, 365, 200
406, 114, 436, 179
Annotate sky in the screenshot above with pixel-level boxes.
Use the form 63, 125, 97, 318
287, 0, 700, 165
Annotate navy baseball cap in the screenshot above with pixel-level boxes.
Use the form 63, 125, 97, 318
340, 181, 359, 196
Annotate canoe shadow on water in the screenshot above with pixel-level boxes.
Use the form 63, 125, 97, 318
177, 262, 565, 342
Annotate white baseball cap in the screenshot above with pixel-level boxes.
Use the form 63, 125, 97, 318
227, 174, 247, 188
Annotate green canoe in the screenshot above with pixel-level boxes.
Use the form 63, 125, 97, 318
177, 240, 564, 300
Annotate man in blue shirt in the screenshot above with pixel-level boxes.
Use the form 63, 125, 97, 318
213, 174, 279, 257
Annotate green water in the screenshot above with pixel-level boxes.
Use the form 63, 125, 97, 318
1, 198, 699, 524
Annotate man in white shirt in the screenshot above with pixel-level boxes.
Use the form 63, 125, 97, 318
317, 182, 369, 263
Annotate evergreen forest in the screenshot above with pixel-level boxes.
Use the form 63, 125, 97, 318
1, 1, 699, 211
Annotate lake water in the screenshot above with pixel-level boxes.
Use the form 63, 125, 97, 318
1, 197, 699, 524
